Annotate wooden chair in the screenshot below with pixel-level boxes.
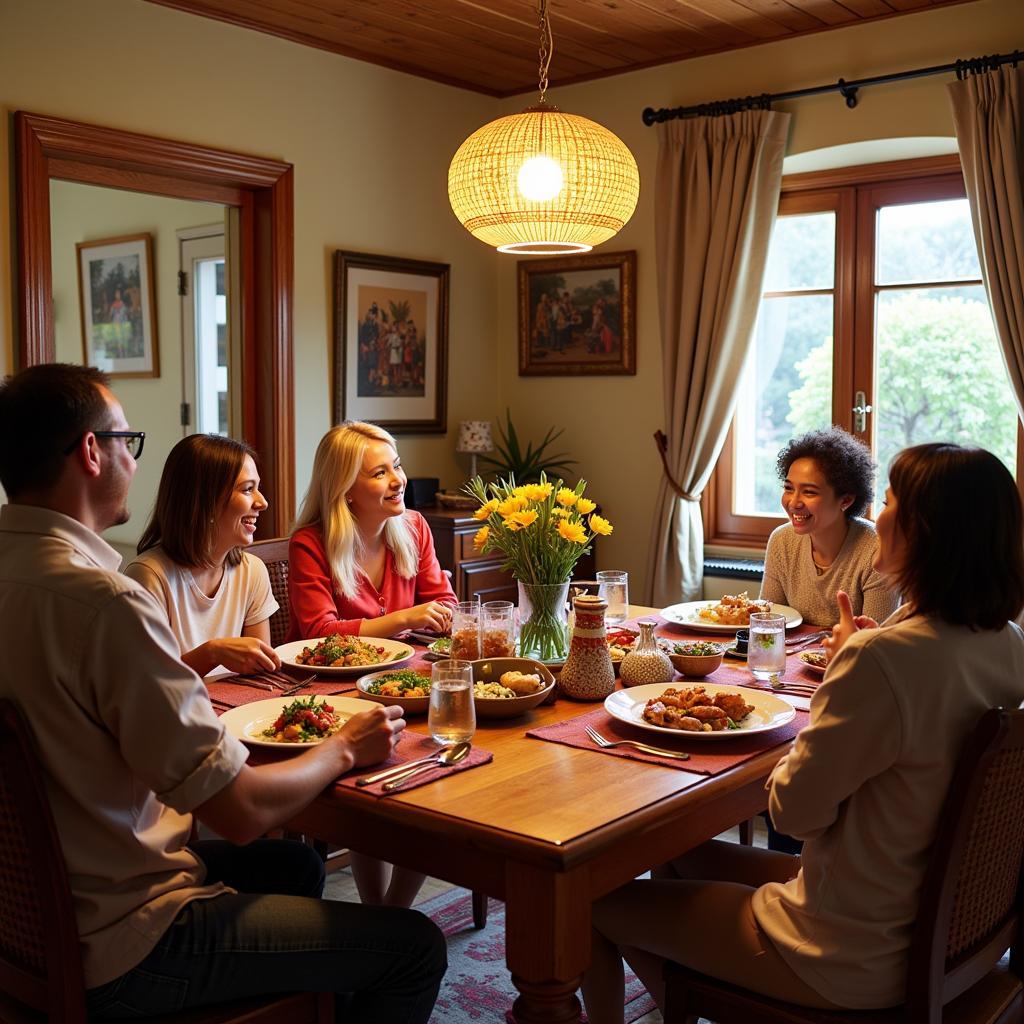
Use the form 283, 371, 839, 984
248, 536, 292, 647
0, 699, 331, 1024
248, 541, 490, 929
663, 706, 1024, 1024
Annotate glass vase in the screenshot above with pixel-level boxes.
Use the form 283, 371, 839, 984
516, 580, 570, 663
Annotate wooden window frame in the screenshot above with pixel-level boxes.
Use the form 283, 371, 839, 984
704, 153, 1022, 549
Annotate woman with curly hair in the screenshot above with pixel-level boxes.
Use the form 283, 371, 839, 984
583, 444, 1024, 1021
759, 426, 899, 626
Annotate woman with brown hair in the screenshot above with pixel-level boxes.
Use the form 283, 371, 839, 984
125, 434, 280, 677
583, 443, 1024, 1022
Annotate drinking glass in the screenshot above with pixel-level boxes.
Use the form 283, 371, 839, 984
748, 612, 786, 681
596, 570, 629, 626
429, 659, 476, 746
481, 600, 516, 658
450, 599, 481, 660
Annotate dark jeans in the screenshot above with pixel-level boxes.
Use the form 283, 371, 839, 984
86, 839, 446, 1023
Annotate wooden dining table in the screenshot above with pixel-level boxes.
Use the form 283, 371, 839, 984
279, 606, 819, 1024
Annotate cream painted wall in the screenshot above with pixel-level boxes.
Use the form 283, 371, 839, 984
2, 0, 1022, 598
494, 0, 1023, 598
0, 0, 498, 516
50, 180, 224, 547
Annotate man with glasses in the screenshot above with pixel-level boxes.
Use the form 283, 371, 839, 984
0, 363, 445, 1021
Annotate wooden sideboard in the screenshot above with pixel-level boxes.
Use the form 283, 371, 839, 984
419, 506, 596, 603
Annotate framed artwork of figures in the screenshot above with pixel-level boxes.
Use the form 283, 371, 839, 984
518, 250, 636, 376
333, 250, 449, 433
77, 233, 159, 378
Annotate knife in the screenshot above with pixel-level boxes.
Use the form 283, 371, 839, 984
356, 750, 450, 787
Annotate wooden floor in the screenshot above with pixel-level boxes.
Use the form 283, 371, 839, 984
321, 819, 769, 1024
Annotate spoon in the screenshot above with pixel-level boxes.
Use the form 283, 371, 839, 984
381, 741, 471, 792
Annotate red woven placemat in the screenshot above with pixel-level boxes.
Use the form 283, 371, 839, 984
527, 706, 808, 776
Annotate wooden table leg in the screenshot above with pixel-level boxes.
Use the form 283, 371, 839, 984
504, 863, 591, 1024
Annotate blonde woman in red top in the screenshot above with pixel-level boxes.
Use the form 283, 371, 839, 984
288, 421, 456, 906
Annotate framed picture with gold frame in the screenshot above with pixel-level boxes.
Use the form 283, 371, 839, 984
333, 250, 449, 433
518, 250, 636, 376
77, 233, 159, 378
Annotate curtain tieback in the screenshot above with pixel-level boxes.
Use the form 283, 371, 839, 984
654, 431, 702, 502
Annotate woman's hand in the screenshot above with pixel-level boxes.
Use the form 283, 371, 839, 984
401, 601, 454, 633
207, 636, 282, 674
822, 590, 878, 663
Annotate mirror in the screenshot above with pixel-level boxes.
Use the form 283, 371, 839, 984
14, 111, 295, 537
50, 180, 231, 552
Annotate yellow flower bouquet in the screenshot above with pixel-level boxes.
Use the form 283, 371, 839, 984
465, 473, 613, 661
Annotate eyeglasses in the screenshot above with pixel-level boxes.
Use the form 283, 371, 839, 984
62, 430, 146, 460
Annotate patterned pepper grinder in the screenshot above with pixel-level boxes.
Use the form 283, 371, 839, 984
620, 618, 674, 687
558, 594, 616, 701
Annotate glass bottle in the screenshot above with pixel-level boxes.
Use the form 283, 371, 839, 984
558, 594, 616, 701
619, 619, 674, 687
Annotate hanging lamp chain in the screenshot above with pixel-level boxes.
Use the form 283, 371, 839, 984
537, 0, 553, 104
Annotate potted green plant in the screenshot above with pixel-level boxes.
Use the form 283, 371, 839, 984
478, 410, 577, 484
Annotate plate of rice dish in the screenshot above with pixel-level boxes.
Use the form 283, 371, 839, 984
220, 695, 367, 749
276, 634, 414, 676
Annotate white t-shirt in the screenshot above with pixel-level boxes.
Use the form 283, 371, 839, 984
124, 547, 278, 661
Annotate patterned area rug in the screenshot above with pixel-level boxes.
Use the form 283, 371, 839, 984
421, 887, 657, 1023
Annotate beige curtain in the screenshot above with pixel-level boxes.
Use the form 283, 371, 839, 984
949, 65, 1024, 420
646, 109, 790, 605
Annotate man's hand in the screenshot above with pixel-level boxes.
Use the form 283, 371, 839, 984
335, 704, 406, 767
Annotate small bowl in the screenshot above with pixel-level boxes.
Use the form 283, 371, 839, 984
666, 641, 725, 678
470, 657, 557, 719
356, 668, 433, 714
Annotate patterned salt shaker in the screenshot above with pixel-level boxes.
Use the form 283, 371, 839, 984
619, 619, 674, 687
558, 594, 616, 701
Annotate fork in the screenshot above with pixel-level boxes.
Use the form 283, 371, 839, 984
785, 631, 829, 650
278, 673, 319, 696
584, 725, 690, 760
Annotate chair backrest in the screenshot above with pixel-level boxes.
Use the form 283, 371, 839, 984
908, 706, 1024, 1019
0, 700, 88, 1022
248, 537, 292, 647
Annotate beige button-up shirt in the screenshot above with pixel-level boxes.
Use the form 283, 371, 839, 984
0, 504, 249, 987
753, 606, 1024, 1008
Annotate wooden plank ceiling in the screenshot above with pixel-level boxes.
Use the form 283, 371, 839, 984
143, 0, 979, 97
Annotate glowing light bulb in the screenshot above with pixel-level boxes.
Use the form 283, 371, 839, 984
517, 155, 563, 201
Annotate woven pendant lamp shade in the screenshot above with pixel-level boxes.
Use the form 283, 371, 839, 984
447, 104, 640, 255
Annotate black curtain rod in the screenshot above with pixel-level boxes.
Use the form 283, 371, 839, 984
641, 48, 1021, 126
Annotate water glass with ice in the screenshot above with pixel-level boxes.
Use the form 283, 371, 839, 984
429, 659, 476, 746
748, 612, 786, 682
596, 570, 629, 626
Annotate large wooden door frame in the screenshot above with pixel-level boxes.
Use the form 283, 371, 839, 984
14, 111, 295, 535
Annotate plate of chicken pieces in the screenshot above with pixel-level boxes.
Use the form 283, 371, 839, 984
604, 682, 795, 739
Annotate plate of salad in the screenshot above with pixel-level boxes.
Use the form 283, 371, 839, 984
424, 636, 452, 661
220, 695, 367, 749
275, 634, 414, 676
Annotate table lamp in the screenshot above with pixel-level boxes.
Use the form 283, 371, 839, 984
456, 420, 493, 481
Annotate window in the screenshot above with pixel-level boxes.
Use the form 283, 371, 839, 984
706, 156, 1020, 547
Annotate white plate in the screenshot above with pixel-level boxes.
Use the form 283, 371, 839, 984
797, 649, 827, 675
220, 695, 368, 749
275, 636, 414, 676
660, 601, 803, 634
604, 682, 796, 739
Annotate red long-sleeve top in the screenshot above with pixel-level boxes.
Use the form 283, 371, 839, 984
286, 511, 456, 641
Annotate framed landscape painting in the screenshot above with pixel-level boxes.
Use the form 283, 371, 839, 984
333, 250, 449, 433
518, 250, 636, 376
77, 233, 158, 378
